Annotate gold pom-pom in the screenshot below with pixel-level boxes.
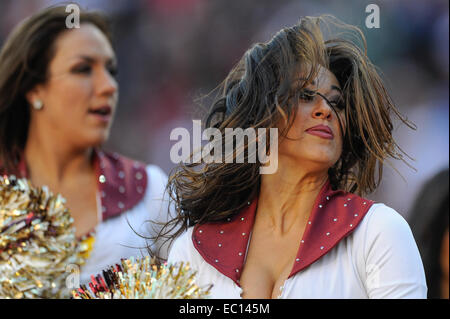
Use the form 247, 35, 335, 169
72, 256, 212, 299
0, 175, 85, 298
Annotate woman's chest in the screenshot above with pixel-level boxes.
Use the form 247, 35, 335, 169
200, 238, 368, 299
239, 232, 303, 298
239, 218, 308, 298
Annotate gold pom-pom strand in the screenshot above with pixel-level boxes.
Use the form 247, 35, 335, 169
72, 256, 212, 299
0, 175, 85, 298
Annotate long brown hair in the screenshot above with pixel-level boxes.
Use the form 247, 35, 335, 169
0, 4, 113, 175
158, 15, 415, 257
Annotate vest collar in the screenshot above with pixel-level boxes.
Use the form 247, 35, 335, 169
93, 149, 148, 220
192, 180, 374, 286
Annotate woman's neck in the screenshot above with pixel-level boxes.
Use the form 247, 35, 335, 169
24, 130, 94, 191
258, 158, 328, 235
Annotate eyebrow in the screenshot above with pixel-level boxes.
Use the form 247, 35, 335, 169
297, 78, 342, 94
74, 54, 117, 64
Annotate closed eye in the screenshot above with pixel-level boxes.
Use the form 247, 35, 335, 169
71, 63, 91, 74
316, 92, 345, 111
299, 89, 317, 102
70, 55, 118, 77
328, 97, 344, 110
330, 96, 345, 111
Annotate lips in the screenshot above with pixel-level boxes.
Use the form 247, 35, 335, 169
88, 105, 113, 123
88, 105, 112, 115
305, 124, 334, 139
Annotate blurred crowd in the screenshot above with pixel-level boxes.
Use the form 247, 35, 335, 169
0, 0, 448, 219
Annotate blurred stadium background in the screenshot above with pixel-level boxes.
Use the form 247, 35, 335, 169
0, 0, 448, 219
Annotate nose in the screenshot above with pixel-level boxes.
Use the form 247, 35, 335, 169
312, 97, 332, 120
95, 67, 118, 97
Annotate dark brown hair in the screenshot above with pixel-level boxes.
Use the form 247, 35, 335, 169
151, 15, 415, 257
0, 4, 113, 175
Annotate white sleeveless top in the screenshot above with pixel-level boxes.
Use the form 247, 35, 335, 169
168, 203, 427, 299
79, 165, 171, 284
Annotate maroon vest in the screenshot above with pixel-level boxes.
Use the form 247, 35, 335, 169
192, 180, 374, 286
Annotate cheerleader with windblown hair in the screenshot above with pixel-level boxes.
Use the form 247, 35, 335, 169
164, 15, 427, 299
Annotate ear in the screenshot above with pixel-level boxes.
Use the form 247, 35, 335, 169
25, 84, 45, 107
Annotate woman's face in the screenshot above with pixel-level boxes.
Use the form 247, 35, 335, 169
28, 23, 118, 149
278, 66, 346, 173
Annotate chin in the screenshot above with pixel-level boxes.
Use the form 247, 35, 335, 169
83, 130, 110, 148
309, 147, 341, 163
296, 148, 337, 163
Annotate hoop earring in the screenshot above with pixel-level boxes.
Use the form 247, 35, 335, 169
33, 100, 43, 110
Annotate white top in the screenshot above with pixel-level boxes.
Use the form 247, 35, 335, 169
168, 203, 427, 299
80, 165, 171, 284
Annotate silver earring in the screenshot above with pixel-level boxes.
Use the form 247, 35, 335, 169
33, 100, 43, 110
